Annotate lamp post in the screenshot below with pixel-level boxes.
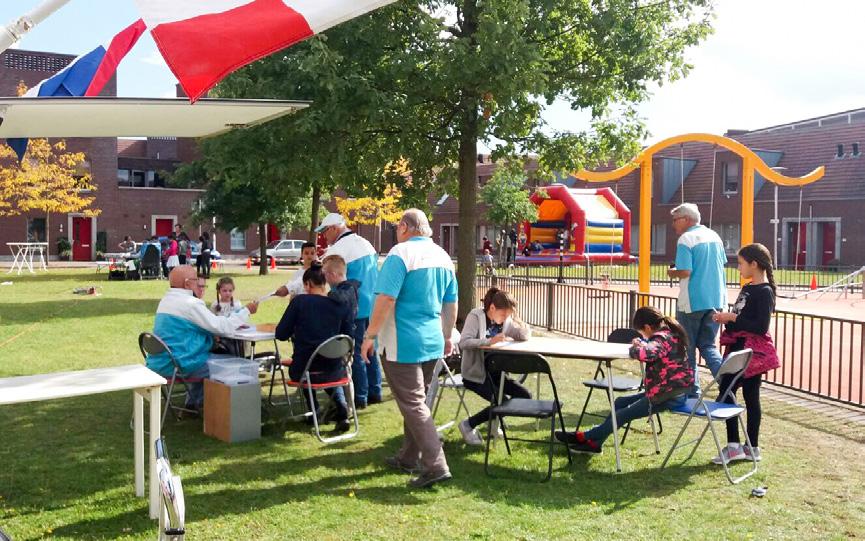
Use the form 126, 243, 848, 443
769, 166, 787, 266
557, 232, 565, 284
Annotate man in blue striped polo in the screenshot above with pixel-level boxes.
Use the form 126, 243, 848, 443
668, 203, 726, 395
361, 209, 458, 488
315, 213, 381, 409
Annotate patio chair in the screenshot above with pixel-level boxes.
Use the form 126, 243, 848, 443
427, 351, 472, 434
138, 332, 203, 430
483, 352, 571, 482
661, 348, 758, 485
576, 328, 662, 451
140, 244, 161, 279
286, 334, 359, 444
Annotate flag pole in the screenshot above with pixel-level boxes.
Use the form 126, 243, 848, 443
0, 0, 72, 54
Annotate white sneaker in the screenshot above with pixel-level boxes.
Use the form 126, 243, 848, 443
459, 420, 483, 446
711, 444, 747, 465
744, 445, 762, 462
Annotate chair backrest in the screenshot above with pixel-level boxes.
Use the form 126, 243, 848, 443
141, 244, 160, 267
485, 352, 551, 376
300, 334, 354, 375
716, 348, 753, 378
607, 328, 640, 344
138, 332, 181, 372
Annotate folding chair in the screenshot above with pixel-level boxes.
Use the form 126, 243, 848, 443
140, 244, 162, 279
156, 438, 186, 541
661, 349, 758, 485
267, 354, 297, 411
576, 328, 662, 451
287, 334, 359, 444
428, 352, 472, 434
483, 352, 571, 482
139, 332, 202, 430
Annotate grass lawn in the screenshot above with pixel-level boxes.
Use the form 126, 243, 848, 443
1, 269, 864, 540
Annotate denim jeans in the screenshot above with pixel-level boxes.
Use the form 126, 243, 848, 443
351, 318, 382, 404
584, 393, 684, 445
463, 373, 532, 429
179, 364, 210, 409
676, 309, 723, 394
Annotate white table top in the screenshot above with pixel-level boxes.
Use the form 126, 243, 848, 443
224, 325, 276, 342
484, 336, 632, 361
0, 364, 166, 406
7, 242, 48, 248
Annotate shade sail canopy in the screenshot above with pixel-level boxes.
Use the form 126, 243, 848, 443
0, 97, 309, 138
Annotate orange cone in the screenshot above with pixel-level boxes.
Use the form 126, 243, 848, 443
810, 275, 818, 290
245, 258, 251, 270
211, 260, 217, 270
270, 257, 276, 270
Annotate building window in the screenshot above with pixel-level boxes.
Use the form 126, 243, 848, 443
836, 144, 845, 158
117, 169, 131, 187
712, 224, 740, 254
131, 170, 146, 187
650, 224, 666, 255
722, 162, 739, 194
853, 143, 860, 157
27, 218, 46, 242
229, 228, 246, 251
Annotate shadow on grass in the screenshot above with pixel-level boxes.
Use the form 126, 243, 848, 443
0, 297, 159, 324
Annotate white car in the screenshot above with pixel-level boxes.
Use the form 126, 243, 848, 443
249, 239, 305, 265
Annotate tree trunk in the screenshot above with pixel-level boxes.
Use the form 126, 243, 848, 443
309, 181, 321, 242
45, 212, 50, 268
258, 221, 268, 275
456, 112, 479, 323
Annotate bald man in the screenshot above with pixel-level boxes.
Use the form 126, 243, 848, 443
145, 265, 258, 410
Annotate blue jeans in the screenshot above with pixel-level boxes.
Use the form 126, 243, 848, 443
676, 309, 723, 394
180, 364, 210, 409
352, 318, 382, 404
585, 393, 684, 445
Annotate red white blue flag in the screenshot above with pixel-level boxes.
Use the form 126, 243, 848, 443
133, 0, 398, 102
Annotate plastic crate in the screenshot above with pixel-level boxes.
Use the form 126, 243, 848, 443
207, 357, 258, 385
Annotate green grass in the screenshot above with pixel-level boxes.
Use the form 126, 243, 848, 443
1, 269, 864, 540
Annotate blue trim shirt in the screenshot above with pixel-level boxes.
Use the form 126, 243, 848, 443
674, 224, 727, 313
324, 231, 379, 319
375, 236, 458, 364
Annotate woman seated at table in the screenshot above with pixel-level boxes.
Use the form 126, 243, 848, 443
555, 306, 693, 454
275, 262, 353, 432
458, 287, 532, 445
118, 235, 136, 253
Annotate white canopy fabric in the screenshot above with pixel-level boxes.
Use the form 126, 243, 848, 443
0, 97, 309, 138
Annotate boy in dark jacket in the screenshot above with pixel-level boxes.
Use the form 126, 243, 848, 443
322, 255, 359, 334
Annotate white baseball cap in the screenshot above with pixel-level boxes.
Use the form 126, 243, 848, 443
314, 212, 346, 233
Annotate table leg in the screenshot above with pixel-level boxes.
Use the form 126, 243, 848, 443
24, 247, 35, 274
134, 389, 144, 497
149, 386, 161, 519
605, 360, 622, 473
38, 246, 47, 271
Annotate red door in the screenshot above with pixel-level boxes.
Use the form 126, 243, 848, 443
821, 222, 836, 265
72, 216, 92, 261
266, 224, 280, 242
155, 219, 173, 237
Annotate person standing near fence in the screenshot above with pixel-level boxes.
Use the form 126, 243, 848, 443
361, 209, 458, 489
668, 203, 726, 395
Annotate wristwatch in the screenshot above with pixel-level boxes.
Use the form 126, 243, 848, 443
364, 334, 377, 340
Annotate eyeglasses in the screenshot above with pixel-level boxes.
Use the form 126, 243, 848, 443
185, 278, 207, 289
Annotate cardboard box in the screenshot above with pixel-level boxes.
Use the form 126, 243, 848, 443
203, 379, 261, 443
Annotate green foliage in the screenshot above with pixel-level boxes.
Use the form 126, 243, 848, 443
479, 163, 538, 228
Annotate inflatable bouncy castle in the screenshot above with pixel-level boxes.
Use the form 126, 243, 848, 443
516, 184, 635, 265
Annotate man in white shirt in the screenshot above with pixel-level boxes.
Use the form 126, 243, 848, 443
275, 242, 318, 298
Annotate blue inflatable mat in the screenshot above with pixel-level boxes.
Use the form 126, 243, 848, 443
586, 219, 623, 228
585, 243, 623, 253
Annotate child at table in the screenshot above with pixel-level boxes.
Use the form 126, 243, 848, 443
210, 276, 248, 357
556, 306, 693, 454
458, 287, 532, 445
710, 243, 779, 465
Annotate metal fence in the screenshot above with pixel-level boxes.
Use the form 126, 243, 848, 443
482, 261, 864, 293
476, 274, 865, 408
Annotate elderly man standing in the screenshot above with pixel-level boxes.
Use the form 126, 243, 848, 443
361, 209, 458, 488
668, 203, 726, 394
315, 212, 382, 409
146, 265, 258, 411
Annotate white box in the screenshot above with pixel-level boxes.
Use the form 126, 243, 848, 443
207, 357, 257, 385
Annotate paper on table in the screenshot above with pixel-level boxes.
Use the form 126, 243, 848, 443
256, 292, 277, 303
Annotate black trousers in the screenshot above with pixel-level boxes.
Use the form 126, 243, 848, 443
718, 372, 762, 447
463, 372, 531, 429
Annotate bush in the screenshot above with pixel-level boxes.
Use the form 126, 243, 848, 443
57, 236, 71, 260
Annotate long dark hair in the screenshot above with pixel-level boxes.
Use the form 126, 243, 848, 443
632, 306, 688, 355
302, 262, 327, 288
214, 276, 235, 313
738, 243, 776, 295
482, 287, 518, 313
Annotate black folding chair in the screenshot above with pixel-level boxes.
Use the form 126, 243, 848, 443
483, 352, 571, 482
139, 332, 202, 430
576, 328, 663, 450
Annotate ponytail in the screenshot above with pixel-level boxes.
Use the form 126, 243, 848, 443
302, 261, 327, 288
632, 306, 689, 355
482, 287, 500, 312
661, 315, 689, 356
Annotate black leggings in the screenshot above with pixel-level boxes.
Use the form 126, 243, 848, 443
718, 372, 762, 447
463, 372, 531, 429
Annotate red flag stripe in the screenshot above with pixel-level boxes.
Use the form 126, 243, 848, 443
85, 19, 148, 97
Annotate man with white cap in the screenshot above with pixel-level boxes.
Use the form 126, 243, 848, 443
315, 212, 382, 409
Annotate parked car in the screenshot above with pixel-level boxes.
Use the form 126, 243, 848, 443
188, 240, 221, 260
249, 239, 305, 265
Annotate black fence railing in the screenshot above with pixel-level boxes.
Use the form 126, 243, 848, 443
476, 274, 865, 408
480, 261, 864, 292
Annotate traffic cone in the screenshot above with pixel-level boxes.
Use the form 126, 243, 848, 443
245, 258, 251, 270
211, 260, 217, 271
810, 275, 818, 290
270, 257, 276, 270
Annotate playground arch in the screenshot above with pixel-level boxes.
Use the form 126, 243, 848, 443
573, 133, 826, 294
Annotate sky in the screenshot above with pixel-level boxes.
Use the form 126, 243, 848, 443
3, 0, 865, 144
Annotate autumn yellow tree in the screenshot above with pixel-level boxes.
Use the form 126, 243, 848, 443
0, 138, 97, 260
335, 185, 403, 252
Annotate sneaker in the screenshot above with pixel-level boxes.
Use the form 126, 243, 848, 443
554, 430, 586, 445
711, 444, 747, 465
407, 469, 452, 489
459, 420, 483, 446
743, 445, 762, 462
333, 419, 351, 433
384, 455, 419, 474
367, 395, 383, 405
354, 401, 368, 411
568, 439, 601, 454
